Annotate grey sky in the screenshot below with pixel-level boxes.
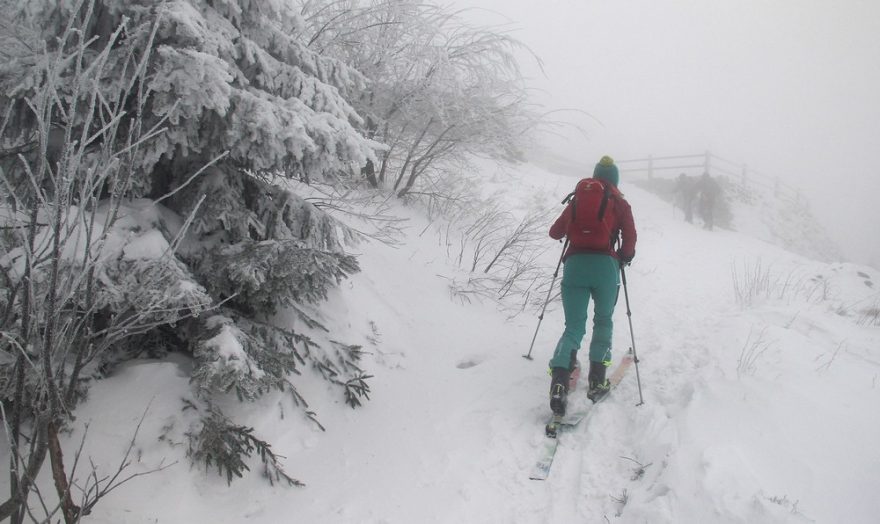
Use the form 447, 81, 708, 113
453, 0, 880, 266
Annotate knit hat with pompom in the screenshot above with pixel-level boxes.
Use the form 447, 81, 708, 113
593, 155, 619, 187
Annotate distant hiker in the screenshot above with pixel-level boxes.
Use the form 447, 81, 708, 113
696, 172, 721, 230
673, 173, 697, 223
547, 155, 637, 415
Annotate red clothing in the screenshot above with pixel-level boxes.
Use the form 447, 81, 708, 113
549, 182, 637, 262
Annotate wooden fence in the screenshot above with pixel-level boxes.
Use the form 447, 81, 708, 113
615, 151, 802, 205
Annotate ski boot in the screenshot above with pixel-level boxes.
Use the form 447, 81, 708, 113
586, 360, 611, 403
546, 367, 570, 437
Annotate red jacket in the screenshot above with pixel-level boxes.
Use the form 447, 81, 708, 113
549, 182, 637, 262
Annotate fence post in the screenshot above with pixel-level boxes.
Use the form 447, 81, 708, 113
704, 150, 712, 175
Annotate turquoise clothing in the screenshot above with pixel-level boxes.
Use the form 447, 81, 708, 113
550, 253, 620, 369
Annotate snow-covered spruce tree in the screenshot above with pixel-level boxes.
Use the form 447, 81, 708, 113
1, 0, 380, 506
298, 0, 534, 197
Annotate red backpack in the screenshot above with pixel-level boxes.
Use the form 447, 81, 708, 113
565, 178, 619, 250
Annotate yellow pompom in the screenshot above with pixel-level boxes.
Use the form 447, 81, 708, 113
599, 155, 614, 166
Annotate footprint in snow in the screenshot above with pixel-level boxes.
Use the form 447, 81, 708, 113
456, 356, 485, 369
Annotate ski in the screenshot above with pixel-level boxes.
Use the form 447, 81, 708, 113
528, 352, 635, 481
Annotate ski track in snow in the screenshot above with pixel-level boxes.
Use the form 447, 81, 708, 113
7, 160, 880, 523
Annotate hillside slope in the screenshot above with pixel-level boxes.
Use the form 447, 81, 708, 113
14, 161, 879, 524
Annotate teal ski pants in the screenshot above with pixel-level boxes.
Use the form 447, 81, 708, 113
549, 253, 620, 369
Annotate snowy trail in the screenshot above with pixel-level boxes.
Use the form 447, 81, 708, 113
537, 200, 739, 521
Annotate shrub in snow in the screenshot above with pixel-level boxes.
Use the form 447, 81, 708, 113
298, 0, 534, 196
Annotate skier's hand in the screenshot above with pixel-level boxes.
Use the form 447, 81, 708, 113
617, 249, 633, 266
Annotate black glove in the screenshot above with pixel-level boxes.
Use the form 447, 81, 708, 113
617, 249, 634, 266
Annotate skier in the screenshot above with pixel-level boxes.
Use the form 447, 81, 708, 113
696, 172, 721, 230
673, 173, 697, 223
547, 156, 637, 416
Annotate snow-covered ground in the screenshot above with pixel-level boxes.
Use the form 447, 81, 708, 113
14, 160, 880, 523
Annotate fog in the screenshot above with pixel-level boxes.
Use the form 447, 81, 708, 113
453, 0, 880, 267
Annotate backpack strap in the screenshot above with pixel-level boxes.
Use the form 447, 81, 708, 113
596, 183, 611, 221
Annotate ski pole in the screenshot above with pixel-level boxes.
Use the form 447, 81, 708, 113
619, 264, 645, 405
523, 239, 569, 360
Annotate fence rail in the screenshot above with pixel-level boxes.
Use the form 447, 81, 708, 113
616, 151, 801, 205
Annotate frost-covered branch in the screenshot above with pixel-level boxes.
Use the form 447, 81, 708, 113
299, 0, 536, 193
